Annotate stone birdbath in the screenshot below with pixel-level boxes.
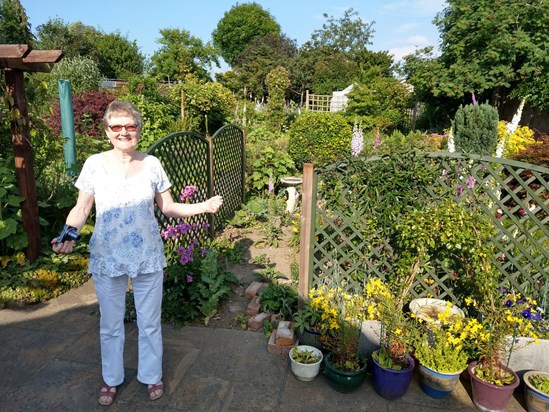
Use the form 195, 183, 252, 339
280, 176, 303, 214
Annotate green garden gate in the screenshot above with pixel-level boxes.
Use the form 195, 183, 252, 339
147, 124, 245, 246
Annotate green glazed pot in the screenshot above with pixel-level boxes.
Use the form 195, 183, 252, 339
323, 352, 368, 393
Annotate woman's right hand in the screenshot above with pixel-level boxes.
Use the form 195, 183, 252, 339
51, 238, 76, 254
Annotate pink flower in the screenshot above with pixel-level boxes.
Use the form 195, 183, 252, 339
186, 275, 193, 283
180, 185, 197, 202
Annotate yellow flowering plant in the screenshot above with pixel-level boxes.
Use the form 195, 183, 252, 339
412, 303, 480, 373
365, 278, 415, 370
309, 282, 367, 372
467, 288, 549, 386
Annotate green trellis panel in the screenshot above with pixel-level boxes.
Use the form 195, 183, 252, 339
303, 152, 549, 310
147, 126, 245, 246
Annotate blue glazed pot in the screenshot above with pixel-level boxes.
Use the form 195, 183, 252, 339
524, 371, 549, 412
323, 352, 368, 393
419, 364, 463, 399
371, 350, 415, 400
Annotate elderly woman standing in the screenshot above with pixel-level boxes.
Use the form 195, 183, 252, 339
52, 100, 223, 406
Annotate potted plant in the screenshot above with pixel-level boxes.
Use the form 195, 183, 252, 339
292, 301, 324, 349
523, 371, 549, 412
288, 345, 323, 381
310, 281, 368, 393
412, 304, 473, 398
466, 288, 548, 411
365, 278, 416, 400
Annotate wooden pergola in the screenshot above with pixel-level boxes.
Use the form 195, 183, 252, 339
0, 44, 63, 262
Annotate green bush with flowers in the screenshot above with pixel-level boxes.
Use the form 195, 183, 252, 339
412, 303, 479, 373
365, 278, 415, 370
308, 282, 367, 371
465, 288, 549, 386
497, 120, 537, 158
150, 185, 238, 326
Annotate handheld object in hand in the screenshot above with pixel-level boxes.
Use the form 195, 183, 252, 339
55, 224, 81, 244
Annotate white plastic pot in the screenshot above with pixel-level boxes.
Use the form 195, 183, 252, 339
289, 345, 323, 381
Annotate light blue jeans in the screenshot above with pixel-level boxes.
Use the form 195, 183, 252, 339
93, 270, 163, 386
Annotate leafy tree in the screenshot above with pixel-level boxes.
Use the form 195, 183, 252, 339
95, 32, 144, 79
304, 8, 374, 57
47, 55, 102, 95
0, 0, 34, 44
233, 32, 297, 99
265, 66, 290, 132
346, 76, 413, 130
309, 50, 358, 94
212, 2, 280, 67
36, 19, 143, 79
404, 0, 549, 113
150, 28, 219, 82
295, 8, 379, 96
37, 20, 101, 61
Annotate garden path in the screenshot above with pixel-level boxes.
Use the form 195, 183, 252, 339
199, 225, 296, 330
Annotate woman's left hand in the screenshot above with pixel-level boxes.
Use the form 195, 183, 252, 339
204, 195, 223, 213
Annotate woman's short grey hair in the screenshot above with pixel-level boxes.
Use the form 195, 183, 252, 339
102, 100, 143, 130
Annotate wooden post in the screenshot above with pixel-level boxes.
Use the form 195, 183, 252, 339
298, 163, 314, 304
5, 68, 41, 261
1, 44, 63, 262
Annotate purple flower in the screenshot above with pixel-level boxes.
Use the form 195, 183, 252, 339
180, 185, 198, 202
472, 93, 477, 105
466, 175, 476, 189
268, 178, 274, 195
533, 312, 542, 321
201, 248, 208, 256
374, 129, 381, 149
186, 275, 193, 283
504, 300, 514, 308
457, 185, 464, 196
521, 309, 532, 320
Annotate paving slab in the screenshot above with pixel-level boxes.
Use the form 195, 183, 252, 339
0, 279, 527, 411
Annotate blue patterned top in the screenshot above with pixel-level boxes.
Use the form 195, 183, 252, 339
76, 153, 171, 277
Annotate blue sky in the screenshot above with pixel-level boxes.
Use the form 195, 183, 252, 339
23, 0, 446, 71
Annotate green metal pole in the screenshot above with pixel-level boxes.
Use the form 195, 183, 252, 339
58, 79, 77, 175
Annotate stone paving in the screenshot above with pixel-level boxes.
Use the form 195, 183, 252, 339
0, 279, 527, 411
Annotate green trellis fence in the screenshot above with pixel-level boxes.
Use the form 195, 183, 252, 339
147, 124, 245, 246
298, 152, 549, 312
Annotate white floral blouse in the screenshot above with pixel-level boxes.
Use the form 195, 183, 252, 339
75, 153, 171, 277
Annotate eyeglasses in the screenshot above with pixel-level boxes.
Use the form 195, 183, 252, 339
108, 124, 138, 132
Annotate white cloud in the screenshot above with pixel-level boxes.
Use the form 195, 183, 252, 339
388, 34, 430, 61
395, 22, 418, 33
406, 34, 429, 46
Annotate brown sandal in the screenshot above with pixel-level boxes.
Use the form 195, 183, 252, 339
147, 382, 164, 400
98, 383, 117, 406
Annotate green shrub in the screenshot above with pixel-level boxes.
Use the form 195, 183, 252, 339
259, 283, 298, 319
0, 154, 27, 256
453, 103, 499, 155
246, 146, 297, 196
160, 249, 237, 326
288, 111, 352, 168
